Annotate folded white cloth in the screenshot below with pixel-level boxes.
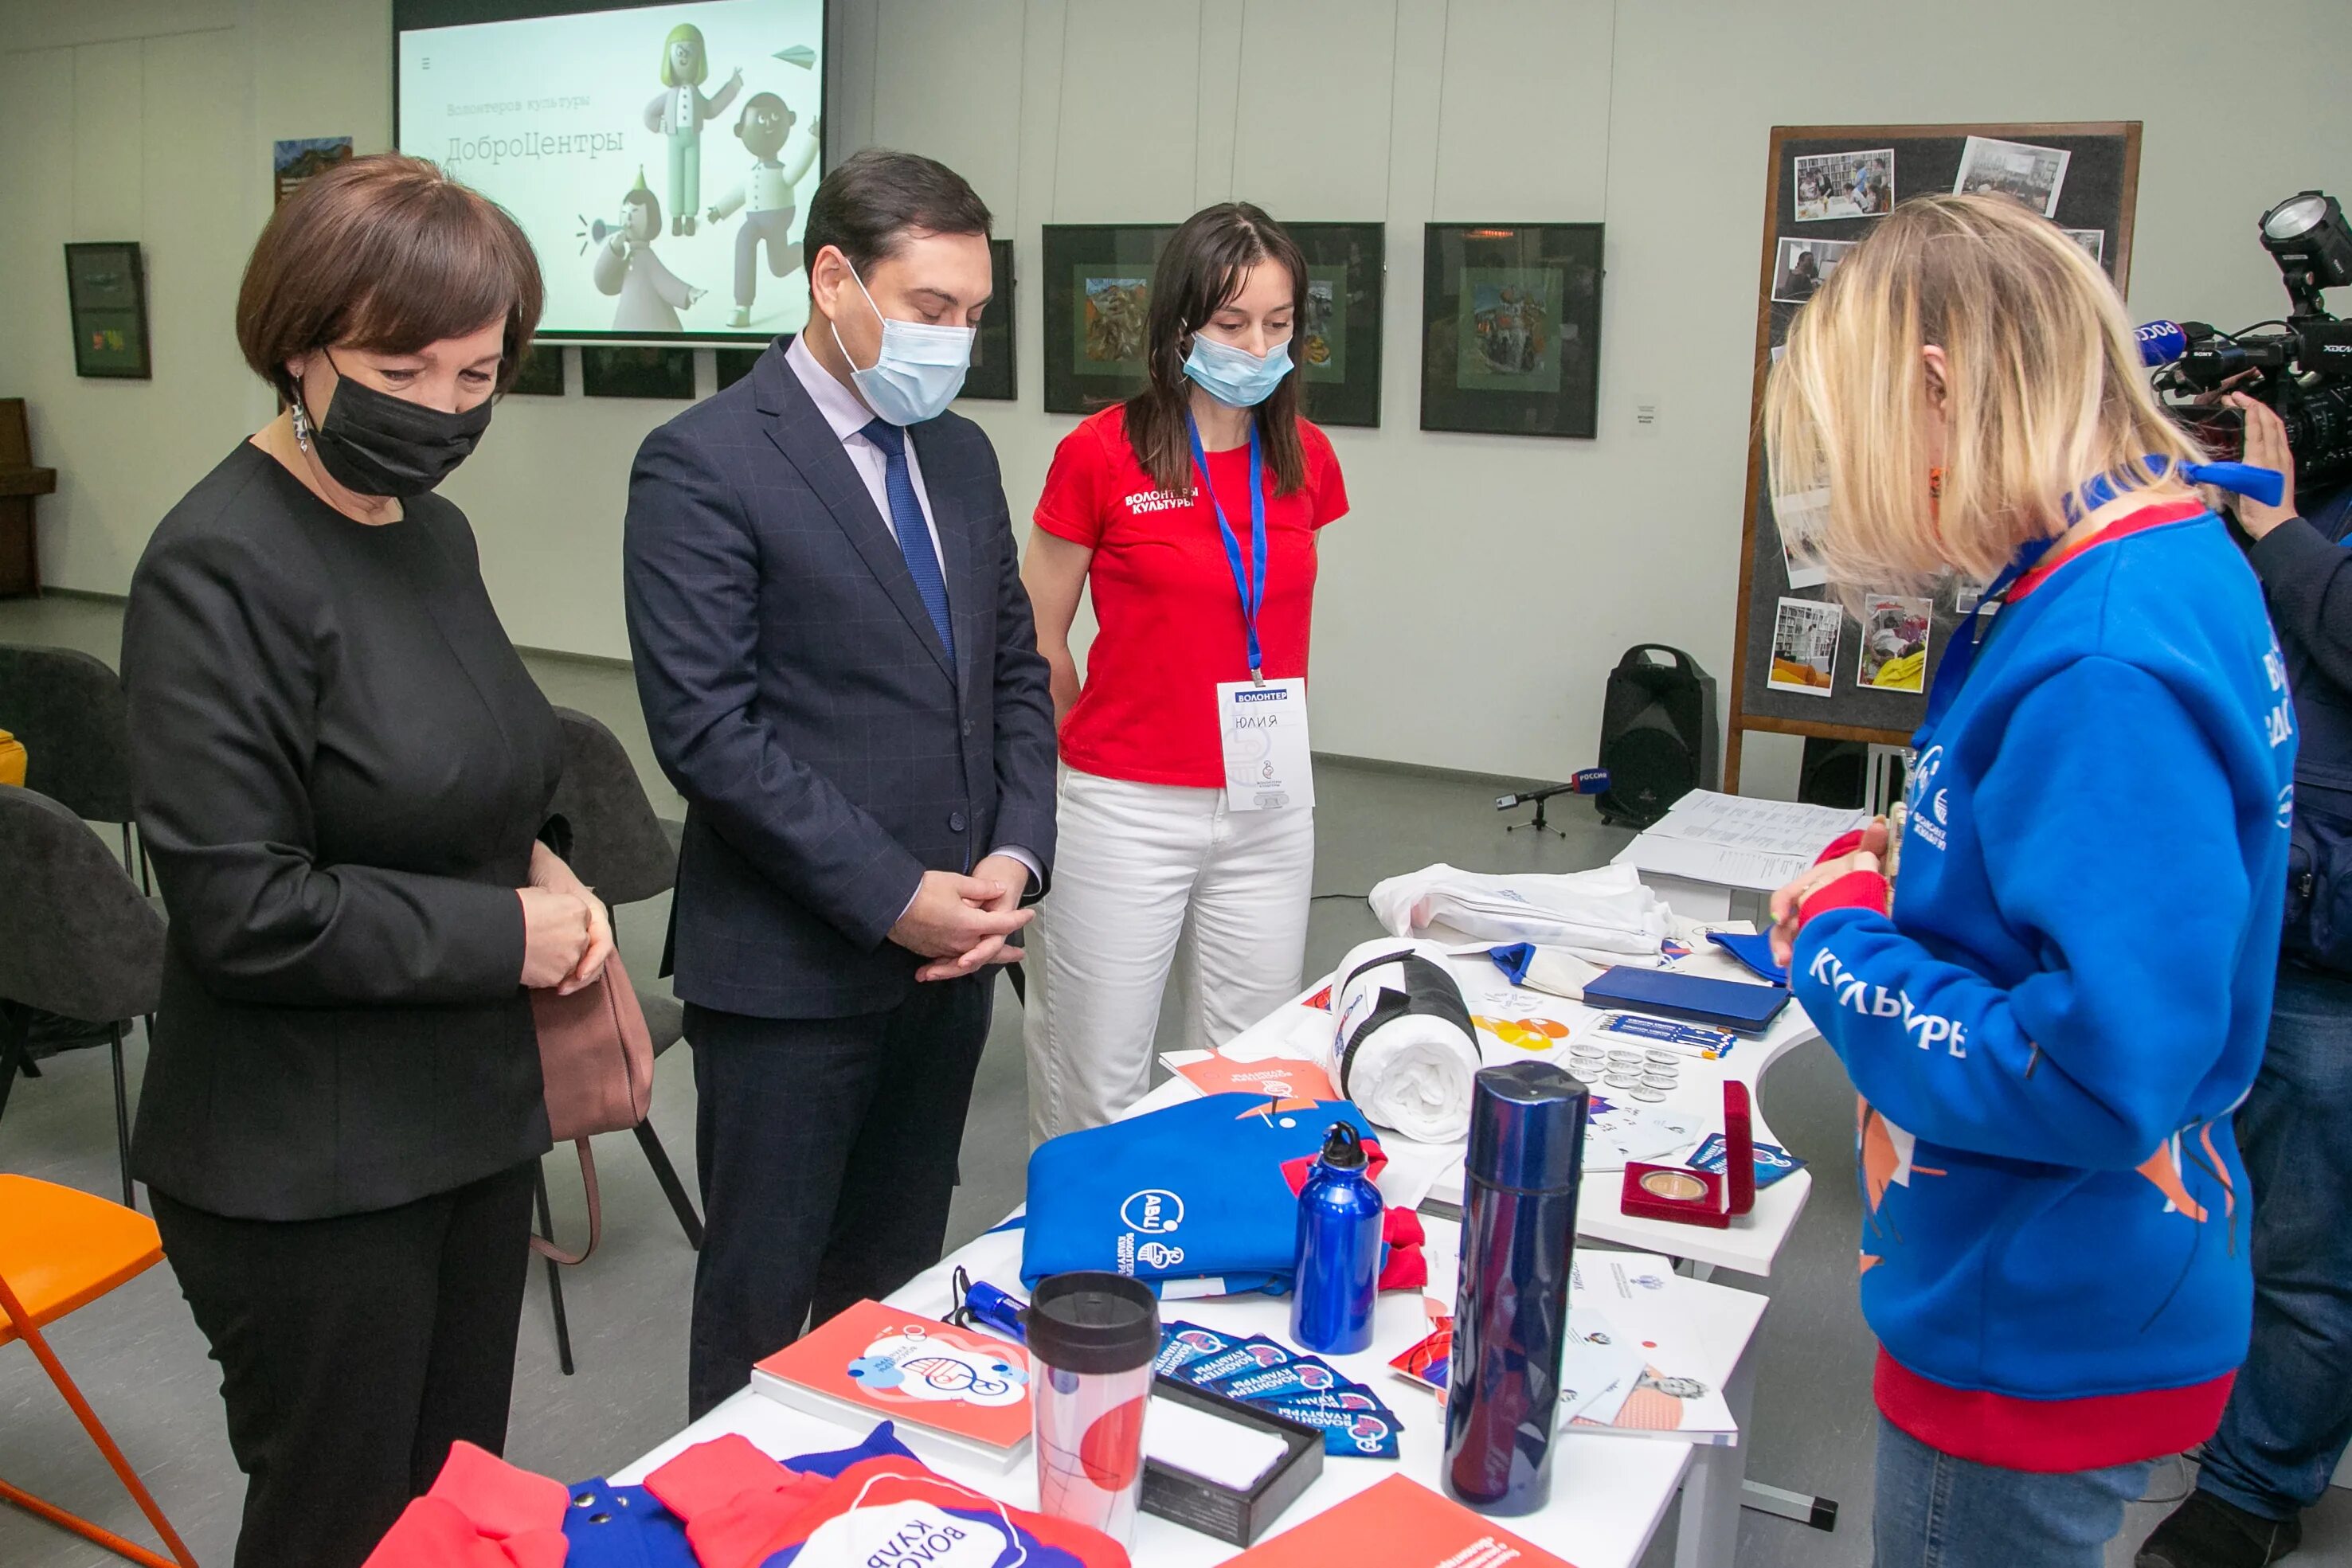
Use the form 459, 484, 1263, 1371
1368, 862, 1675, 964
1326, 937, 1482, 1144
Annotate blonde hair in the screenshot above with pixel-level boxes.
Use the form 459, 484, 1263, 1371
1763, 194, 2198, 593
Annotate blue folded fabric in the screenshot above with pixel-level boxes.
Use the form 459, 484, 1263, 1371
559, 1480, 695, 1567
1707, 930, 1788, 985
1487, 942, 1537, 985
1022, 1093, 1380, 1294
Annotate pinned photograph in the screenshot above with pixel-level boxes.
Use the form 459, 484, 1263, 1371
1774, 487, 1830, 590
1768, 597, 1842, 696
2062, 228, 2105, 265
1952, 135, 2071, 218
1794, 149, 1894, 221
1856, 594, 1933, 694
1771, 237, 1855, 305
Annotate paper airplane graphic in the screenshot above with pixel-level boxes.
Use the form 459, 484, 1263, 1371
773, 45, 816, 68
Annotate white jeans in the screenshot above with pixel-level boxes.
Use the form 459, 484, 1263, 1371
1023, 767, 1315, 1144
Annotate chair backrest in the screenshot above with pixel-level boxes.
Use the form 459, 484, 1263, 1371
0, 643, 134, 824
546, 707, 677, 907
0, 786, 164, 1022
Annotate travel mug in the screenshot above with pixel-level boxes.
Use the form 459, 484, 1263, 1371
1023, 1271, 1160, 1544
1442, 1062, 1589, 1515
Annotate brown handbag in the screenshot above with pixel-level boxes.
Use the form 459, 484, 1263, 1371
529, 950, 655, 1265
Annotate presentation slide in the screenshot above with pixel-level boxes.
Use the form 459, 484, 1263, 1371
397, 0, 824, 340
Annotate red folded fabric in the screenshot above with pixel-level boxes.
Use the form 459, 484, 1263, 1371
1378, 1241, 1428, 1292
1383, 1207, 1426, 1249
644, 1436, 832, 1568
362, 1443, 571, 1568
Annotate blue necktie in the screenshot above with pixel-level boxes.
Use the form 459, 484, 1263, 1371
859, 419, 954, 662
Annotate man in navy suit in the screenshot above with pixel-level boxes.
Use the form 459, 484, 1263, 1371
623, 149, 1056, 1418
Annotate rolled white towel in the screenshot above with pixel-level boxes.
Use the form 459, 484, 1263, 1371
1368, 862, 1673, 964
1326, 937, 1482, 1144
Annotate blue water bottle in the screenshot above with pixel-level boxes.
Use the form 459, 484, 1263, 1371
1290, 1121, 1384, 1355
1442, 1062, 1589, 1515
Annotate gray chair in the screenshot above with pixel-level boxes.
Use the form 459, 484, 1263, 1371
534, 706, 700, 1373
0, 643, 147, 888
0, 786, 166, 1207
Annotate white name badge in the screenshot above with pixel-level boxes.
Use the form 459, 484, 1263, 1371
1217, 678, 1314, 811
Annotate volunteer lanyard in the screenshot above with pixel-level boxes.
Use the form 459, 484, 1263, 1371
1913, 542, 2049, 747
1916, 454, 2284, 745
1187, 413, 1268, 683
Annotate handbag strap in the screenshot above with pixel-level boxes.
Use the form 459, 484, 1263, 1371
529, 1139, 603, 1267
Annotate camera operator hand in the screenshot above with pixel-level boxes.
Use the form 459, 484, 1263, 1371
2225, 393, 2298, 538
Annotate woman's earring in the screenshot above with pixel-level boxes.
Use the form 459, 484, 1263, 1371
288, 384, 313, 452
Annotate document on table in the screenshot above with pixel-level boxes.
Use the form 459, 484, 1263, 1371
1612, 790, 1870, 891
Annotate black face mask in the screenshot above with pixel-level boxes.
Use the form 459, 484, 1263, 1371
293, 351, 494, 499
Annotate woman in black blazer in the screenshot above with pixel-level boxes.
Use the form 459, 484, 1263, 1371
121, 154, 610, 1568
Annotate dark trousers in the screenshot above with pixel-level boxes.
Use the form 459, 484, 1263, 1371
686, 974, 992, 1419
2197, 958, 2352, 1518
150, 1160, 536, 1568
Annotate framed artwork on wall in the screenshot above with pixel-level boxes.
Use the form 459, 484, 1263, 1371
715, 344, 773, 391
506, 342, 566, 396
961, 238, 1017, 401
1419, 222, 1604, 437
1285, 222, 1385, 428
581, 346, 696, 400
1042, 224, 1176, 415
63, 243, 152, 380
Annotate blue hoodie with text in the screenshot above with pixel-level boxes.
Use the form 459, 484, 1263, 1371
1790, 499, 2295, 1472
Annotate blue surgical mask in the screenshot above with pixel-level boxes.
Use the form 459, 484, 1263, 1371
1184, 333, 1293, 408
832, 260, 974, 425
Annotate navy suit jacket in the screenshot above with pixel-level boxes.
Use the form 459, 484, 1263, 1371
623, 342, 1058, 1019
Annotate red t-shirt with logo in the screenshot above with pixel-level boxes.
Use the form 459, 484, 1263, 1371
1035, 405, 1348, 788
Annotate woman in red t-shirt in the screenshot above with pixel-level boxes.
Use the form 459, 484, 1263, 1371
1019, 202, 1348, 1143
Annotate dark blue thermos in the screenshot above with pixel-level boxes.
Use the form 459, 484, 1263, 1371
1442, 1062, 1590, 1515
1289, 1121, 1384, 1354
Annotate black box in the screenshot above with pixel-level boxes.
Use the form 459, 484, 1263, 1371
1139, 1374, 1325, 1546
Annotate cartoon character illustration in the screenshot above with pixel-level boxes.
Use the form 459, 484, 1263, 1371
643, 23, 743, 236
705, 94, 820, 327
593, 169, 705, 333
844, 1325, 1028, 1409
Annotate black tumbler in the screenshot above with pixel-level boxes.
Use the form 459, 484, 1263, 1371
1441, 1061, 1591, 1515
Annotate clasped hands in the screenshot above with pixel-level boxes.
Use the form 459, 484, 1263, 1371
518, 842, 614, 995
890, 852, 1035, 982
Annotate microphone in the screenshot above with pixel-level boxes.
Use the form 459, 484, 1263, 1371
2135, 319, 2189, 367
1494, 768, 1610, 811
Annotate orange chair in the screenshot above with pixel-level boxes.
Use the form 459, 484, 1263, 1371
0, 1173, 197, 1567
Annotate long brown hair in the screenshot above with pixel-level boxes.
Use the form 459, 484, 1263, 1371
1125, 202, 1309, 496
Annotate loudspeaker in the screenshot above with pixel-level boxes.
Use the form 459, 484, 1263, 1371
1798, 738, 1869, 808
1595, 645, 1719, 827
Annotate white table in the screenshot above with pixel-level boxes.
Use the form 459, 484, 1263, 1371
1157, 949, 1824, 1281
616, 1217, 1766, 1568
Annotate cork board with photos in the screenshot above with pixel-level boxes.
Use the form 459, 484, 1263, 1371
1724, 121, 2143, 789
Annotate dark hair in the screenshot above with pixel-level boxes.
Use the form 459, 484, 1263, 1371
237, 153, 543, 400
737, 92, 792, 128
622, 182, 660, 229
801, 147, 992, 281
1125, 202, 1309, 497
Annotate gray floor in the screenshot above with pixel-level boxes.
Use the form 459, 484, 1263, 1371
3, 591, 2347, 1568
